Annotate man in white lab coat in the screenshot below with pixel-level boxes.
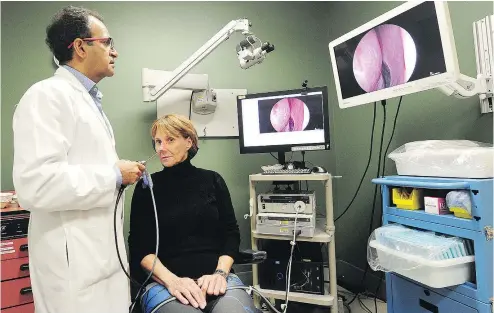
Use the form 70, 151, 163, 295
12, 6, 144, 313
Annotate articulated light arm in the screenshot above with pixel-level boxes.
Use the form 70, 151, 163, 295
438, 15, 493, 113
144, 19, 251, 102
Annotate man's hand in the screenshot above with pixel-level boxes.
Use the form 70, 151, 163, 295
116, 160, 145, 185
164, 275, 206, 309
197, 274, 227, 296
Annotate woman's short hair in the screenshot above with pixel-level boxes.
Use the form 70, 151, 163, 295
151, 114, 199, 159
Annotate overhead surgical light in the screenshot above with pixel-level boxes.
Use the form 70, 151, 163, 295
236, 35, 275, 69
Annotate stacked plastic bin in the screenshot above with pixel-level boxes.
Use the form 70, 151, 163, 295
370, 141, 493, 313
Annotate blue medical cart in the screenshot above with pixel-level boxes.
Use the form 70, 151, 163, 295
372, 176, 493, 313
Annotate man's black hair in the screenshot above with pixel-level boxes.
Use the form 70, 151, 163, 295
46, 6, 104, 64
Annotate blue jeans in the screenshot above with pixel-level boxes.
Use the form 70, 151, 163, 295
141, 274, 258, 313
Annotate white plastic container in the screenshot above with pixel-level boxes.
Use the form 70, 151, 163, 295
369, 240, 475, 289
389, 140, 494, 178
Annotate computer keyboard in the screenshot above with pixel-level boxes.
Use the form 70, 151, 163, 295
262, 168, 312, 175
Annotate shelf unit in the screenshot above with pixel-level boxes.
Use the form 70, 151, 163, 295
248, 173, 338, 312
1, 209, 34, 313
373, 175, 493, 313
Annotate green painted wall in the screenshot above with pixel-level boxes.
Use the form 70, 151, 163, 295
2, 1, 492, 291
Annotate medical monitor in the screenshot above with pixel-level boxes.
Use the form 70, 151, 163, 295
237, 86, 330, 164
328, 1, 460, 109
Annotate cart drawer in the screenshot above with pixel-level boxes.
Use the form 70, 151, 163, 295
391, 274, 478, 313
1, 237, 28, 261
2, 302, 34, 313
1, 257, 29, 281
1, 276, 33, 308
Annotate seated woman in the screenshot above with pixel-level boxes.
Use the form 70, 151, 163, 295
129, 114, 259, 313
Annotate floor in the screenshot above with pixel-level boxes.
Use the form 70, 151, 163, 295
344, 293, 387, 313
338, 286, 387, 313
260, 286, 388, 313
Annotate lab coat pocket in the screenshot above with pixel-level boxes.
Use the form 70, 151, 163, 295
68, 224, 111, 290
66, 241, 69, 267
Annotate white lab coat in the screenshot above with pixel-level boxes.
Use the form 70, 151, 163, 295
12, 67, 130, 313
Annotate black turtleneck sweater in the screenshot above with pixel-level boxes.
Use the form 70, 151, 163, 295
128, 159, 240, 281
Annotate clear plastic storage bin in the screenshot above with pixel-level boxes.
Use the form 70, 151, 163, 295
368, 225, 475, 288
388, 140, 493, 178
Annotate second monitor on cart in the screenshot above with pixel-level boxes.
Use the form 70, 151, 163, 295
236, 86, 330, 166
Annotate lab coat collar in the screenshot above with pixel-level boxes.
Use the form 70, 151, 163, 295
61, 65, 104, 110
61, 65, 97, 93
54, 66, 91, 93
53, 66, 116, 144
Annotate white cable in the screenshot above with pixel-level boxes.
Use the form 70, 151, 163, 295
125, 171, 160, 313
282, 211, 299, 313
136, 172, 159, 304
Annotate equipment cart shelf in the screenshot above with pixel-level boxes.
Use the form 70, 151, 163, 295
248, 173, 338, 312
373, 175, 493, 313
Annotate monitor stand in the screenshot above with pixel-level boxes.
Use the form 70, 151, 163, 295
278, 151, 309, 170
277, 151, 306, 168
277, 151, 286, 166
273, 152, 302, 190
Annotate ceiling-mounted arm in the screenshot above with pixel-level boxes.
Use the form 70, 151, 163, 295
146, 19, 249, 102
437, 15, 493, 113
143, 18, 272, 102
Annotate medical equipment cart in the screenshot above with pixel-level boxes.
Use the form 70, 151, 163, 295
248, 173, 338, 313
1, 206, 34, 312
372, 176, 493, 313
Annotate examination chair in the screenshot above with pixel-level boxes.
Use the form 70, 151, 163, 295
235, 249, 268, 265
130, 249, 268, 313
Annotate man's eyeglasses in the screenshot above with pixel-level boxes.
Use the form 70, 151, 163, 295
67, 37, 114, 50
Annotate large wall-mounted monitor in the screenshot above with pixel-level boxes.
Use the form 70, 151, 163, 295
237, 86, 330, 164
328, 1, 460, 109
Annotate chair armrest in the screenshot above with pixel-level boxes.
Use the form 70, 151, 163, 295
235, 249, 267, 265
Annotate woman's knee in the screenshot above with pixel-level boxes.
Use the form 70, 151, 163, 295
154, 301, 203, 313
210, 289, 258, 313
141, 283, 202, 313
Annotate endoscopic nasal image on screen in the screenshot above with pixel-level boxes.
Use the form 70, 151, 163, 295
334, 1, 447, 99
257, 94, 324, 134
354, 24, 416, 92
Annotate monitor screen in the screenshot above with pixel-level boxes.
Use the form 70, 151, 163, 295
328, 1, 459, 108
237, 86, 330, 154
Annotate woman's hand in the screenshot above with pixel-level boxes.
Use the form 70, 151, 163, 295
197, 274, 227, 296
164, 275, 206, 309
